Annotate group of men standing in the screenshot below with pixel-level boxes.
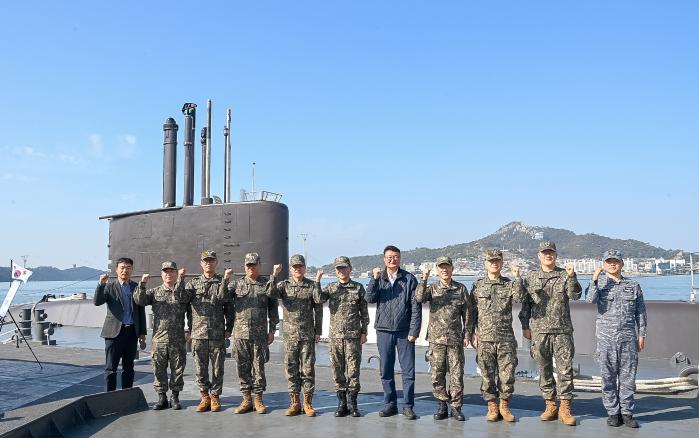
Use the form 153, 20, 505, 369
94, 241, 647, 428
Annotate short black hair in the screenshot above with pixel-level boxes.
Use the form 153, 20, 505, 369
116, 257, 134, 267
383, 245, 401, 255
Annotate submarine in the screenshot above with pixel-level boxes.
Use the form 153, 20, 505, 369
99, 100, 289, 278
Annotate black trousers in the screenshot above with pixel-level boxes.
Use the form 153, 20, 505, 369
104, 325, 138, 391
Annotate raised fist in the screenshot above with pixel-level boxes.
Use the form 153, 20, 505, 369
315, 270, 324, 282
421, 268, 431, 281
592, 266, 604, 281
511, 265, 520, 278
372, 267, 381, 280
224, 268, 234, 280
565, 263, 575, 277
178, 268, 186, 278
99, 274, 109, 285
272, 264, 283, 276
141, 274, 150, 283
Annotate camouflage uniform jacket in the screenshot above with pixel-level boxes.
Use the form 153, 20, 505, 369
228, 275, 280, 343
415, 279, 470, 346
587, 275, 648, 342
467, 276, 525, 342
274, 278, 323, 342
519, 267, 582, 334
134, 282, 190, 344
315, 280, 369, 339
179, 274, 233, 341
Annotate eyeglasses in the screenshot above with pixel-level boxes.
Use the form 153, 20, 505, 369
384, 256, 400, 261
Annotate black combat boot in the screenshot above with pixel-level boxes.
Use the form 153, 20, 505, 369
433, 401, 448, 420
335, 391, 348, 417
451, 405, 465, 421
622, 414, 639, 428
349, 391, 360, 417
154, 392, 170, 410
170, 391, 181, 410
607, 414, 622, 427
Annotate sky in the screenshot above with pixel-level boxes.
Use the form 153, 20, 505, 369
1, 1, 697, 269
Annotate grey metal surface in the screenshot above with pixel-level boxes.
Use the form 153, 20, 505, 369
162, 117, 177, 208
0, 342, 696, 437
181, 103, 196, 207
101, 200, 289, 278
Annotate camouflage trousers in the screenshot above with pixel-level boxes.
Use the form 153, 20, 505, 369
476, 341, 518, 401
329, 338, 362, 392
284, 339, 316, 394
151, 341, 186, 394
191, 339, 226, 396
530, 332, 575, 400
429, 343, 464, 407
597, 339, 638, 415
234, 339, 269, 394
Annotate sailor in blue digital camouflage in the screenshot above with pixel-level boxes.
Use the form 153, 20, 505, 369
586, 250, 648, 429
134, 261, 190, 411
315, 256, 369, 418
272, 254, 323, 417
467, 249, 525, 422
227, 252, 281, 415
519, 240, 582, 426
415, 256, 470, 422
175, 250, 234, 413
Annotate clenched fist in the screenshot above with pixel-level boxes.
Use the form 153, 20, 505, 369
141, 274, 150, 283
272, 264, 283, 276
372, 267, 381, 280
315, 270, 324, 282
224, 268, 234, 280
178, 268, 186, 278
565, 263, 576, 277
511, 265, 520, 278
421, 268, 430, 281
99, 274, 109, 285
592, 266, 604, 282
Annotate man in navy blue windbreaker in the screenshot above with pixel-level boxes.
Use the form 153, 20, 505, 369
366, 245, 422, 419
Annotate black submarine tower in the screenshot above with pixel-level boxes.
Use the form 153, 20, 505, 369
100, 100, 289, 277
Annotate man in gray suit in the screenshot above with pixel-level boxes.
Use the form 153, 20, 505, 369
94, 257, 147, 391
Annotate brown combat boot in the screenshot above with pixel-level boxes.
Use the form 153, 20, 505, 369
540, 399, 558, 421
285, 392, 301, 416
210, 393, 221, 412
196, 390, 211, 412
486, 400, 500, 422
303, 392, 316, 417
253, 393, 267, 414
499, 399, 515, 422
559, 399, 577, 426
234, 391, 253, 414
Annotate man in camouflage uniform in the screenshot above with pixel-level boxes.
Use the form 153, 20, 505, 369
135, 261, 190, 410
467, 249, 525, 422
587, 250, 647, 429
519, 240, 582, 426
273, 254, 323, 417
176, 250, 234, 413
416, 256, 470, 421
228, 252, 281, 415
315, 256, 369, 418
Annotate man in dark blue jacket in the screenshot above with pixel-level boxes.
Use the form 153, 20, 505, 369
366, 245, 422, 419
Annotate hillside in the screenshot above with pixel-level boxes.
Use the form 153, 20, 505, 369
0, 266, 102, 282
319, 221, 682, 272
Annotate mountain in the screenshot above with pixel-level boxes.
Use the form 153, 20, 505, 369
318, 221, 683, 273
0, 265, 103, 282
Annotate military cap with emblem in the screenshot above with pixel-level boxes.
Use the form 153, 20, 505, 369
244, 252, 261, 265
201, 250, 217, 260
290, 254, 306, 266
334, 256, 352, 269
435, 256, 453, 266
538, 240, 557, 252
161, 261, 178, 270
485, 249, 503, 261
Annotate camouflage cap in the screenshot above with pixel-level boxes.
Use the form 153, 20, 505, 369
603, 249, 623, 261
485, 249, 503, 261
201, 250, 217, 260
435, 256, 453, 267
244, 252, 261, 265
290, 254, 306, 267
538, 240, 557, 252
161, 261, 178, 271
334, 256, 352, 269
